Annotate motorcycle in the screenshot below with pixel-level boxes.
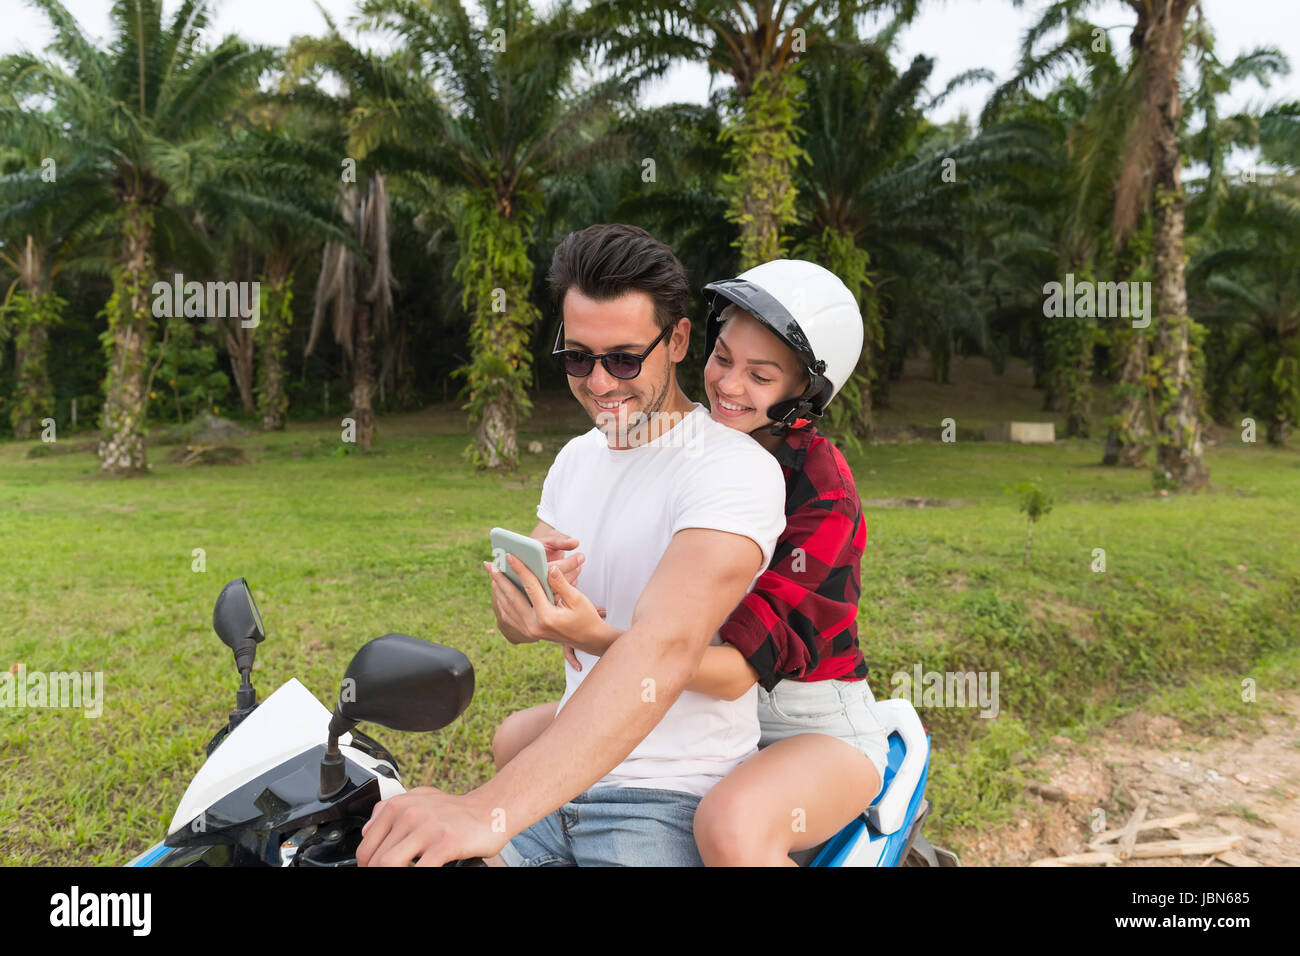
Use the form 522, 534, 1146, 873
127, 578, 957, 867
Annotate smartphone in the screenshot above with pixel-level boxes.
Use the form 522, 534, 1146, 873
489, 527, 555, 604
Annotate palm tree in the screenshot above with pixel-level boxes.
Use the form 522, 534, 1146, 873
305, 173, 394, 453
582, 0, 920, 269
0, 133, 113, 438
987, 29, 1141, 439
794, 31, 1047, 433
588, 94, 743, 399
998, 1, 1210, 487
1191, 183, 1300, 446
986, 11, 1152, 460
194, 120, 352, 430
1190, 78, 1300, 449
335, 0, 654, 467
0, 0, 270, 473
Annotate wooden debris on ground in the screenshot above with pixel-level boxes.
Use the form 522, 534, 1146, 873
1115, 798, 1149, 860
1088, 812, 1199, 848
1031, 802, 1254, 866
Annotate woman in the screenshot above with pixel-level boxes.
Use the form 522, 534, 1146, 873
492, 259, 888, 866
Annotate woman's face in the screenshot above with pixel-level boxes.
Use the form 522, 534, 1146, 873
704, 309, 806, 434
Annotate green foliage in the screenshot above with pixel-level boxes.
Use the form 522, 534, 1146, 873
143, 314, 229, 426
97, 221, 154, 451
0, 289, 63, 437
451, 191, 539, 468
1007, 478, 1054, 522
1043, 260, 1099, 436
721, 67, 809, 268
255, 275, 294, 428
796, 226, 881, 454
1192, 181, 1300, 446
1005, 477, 1054, 563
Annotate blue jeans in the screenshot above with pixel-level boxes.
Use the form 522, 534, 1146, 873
499, 786, 704, 866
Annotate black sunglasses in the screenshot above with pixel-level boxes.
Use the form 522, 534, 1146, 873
551, 322, 674, 380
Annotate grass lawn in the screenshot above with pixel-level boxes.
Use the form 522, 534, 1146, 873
2, 358, 1298, 864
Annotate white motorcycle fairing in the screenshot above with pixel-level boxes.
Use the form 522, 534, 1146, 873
167, 678, 404, 837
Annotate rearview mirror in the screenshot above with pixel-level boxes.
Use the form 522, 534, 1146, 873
332, 633, 474, 734
213, 578, 265, 672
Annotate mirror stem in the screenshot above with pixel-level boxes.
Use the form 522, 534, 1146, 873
227, 667, 256, 734
319, 731, 347, 800
235, 667, 255, 712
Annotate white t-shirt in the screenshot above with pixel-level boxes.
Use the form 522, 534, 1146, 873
537, 403, 786, 797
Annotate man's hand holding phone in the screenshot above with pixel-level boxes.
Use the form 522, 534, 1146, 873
484, 536, 616, 654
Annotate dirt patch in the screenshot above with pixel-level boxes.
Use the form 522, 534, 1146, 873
164, 444, 251, 466
1027, 597, 1098, 643
153, 412, 251, 446
949, 692, 1300, 866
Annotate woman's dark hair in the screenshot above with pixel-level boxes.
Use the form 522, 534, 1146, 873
548, 224, 689, 332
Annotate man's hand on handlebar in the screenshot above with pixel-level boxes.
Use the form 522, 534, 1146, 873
357, 788, 505, 867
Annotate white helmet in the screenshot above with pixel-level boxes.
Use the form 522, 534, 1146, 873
703, 259, 864, 432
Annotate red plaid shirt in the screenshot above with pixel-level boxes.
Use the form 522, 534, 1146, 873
719, 425, 869, 692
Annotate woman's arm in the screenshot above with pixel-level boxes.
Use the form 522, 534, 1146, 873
566, 631, 758, 701
685, 644, 759, 700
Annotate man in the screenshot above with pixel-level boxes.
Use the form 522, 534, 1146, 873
357, 224, 784, 866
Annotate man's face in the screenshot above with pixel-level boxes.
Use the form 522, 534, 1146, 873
559, 288, 689, 445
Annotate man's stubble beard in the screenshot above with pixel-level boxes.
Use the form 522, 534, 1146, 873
583, 360, 675, 429
641, 361, 674, 420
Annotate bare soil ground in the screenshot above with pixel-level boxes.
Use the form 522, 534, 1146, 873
949, 692, 1300, 867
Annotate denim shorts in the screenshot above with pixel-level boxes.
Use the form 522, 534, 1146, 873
757, 678, 890, 788
500, 786, 703, 867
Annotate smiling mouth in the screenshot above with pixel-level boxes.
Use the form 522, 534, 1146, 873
592, 397, 631, 410
716, 397, 753, 412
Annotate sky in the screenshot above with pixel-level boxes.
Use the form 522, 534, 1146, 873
4, 0, 1297, 169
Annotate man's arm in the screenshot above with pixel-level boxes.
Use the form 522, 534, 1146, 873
356, 526, 763, 866
511, 523, 757, 698
473, 526, 762, 837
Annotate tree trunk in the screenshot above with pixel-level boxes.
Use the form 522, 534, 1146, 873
351, 300, 376, 451
99, 202, 154, 474
728, 68, 805, 269
1064, 317, 1093, 438
11, 265, 56, 441
222, 319, 256, 415
258, 264, 293, 431
1102, 328, 1150, 466
478, 395, 518, 469
12, 317, 53, 440
10, 237, 54, 439
1146, 0, 1210, 489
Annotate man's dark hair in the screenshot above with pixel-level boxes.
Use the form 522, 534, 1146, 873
548, 224, 689, 332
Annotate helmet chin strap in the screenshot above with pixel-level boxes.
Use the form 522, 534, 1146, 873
761, 361, 829, 435
761, 397, 820, 435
